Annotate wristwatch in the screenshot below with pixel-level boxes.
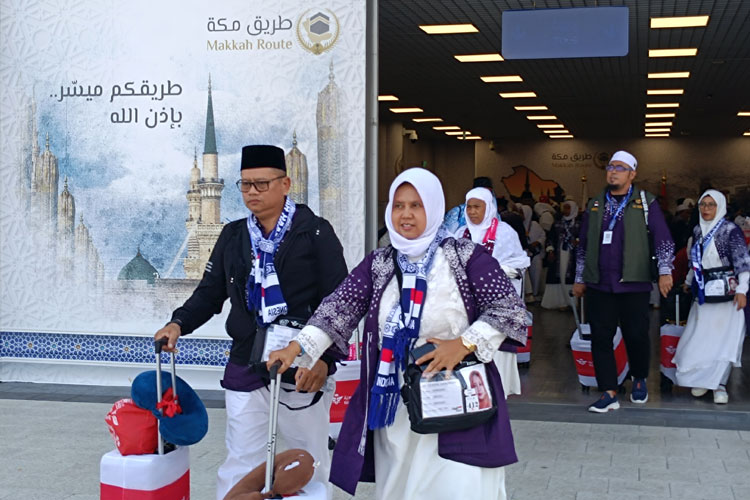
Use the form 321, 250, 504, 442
460, 336, 477, 353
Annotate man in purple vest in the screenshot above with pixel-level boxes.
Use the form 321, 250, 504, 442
573, 151, 674, 412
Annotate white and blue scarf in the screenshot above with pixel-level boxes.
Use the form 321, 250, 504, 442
246, 197, 296, 325
368, 226, 449, 430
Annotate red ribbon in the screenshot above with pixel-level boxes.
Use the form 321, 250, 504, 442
156, 387, 183, 418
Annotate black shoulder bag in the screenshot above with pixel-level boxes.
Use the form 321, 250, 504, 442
640, 190, 659, 282
392, 250, 498, 434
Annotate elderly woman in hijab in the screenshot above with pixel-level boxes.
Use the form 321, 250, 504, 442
673, 190, 750, 404
521, 204, 547, 302
541, 200, 580, 310
456, 187, 530, 296
455, 187, 530, 397
268, 168, 527, 499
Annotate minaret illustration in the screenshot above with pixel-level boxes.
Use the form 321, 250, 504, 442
316, 61, 347, 237
183, 76, 225, 279
286, 131, 309, 205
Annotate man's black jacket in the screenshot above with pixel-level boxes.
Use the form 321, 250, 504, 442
170, 204, 348, 366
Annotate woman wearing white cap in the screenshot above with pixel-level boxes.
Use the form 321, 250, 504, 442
268, 168, 527, 499
673, 189, 750, 404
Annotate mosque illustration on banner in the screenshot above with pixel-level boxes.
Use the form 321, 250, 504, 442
15, 63, 347, 313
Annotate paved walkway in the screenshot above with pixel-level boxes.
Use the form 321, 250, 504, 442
1, 399, 748, 500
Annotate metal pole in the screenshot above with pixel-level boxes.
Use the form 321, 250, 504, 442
364, 0, 379, 253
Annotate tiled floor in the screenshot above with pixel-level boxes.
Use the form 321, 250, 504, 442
1, 304, 748, 499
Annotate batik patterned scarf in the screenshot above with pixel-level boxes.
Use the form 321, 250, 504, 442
368, 226, 449, 430
246, 197, 296, 325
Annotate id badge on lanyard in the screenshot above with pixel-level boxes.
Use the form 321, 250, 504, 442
603, 187, 632, 245
262, 324, 300, 367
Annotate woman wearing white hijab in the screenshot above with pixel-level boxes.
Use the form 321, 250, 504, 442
268, 168, 527, 499
521, 204, 546, 301
673, 189, 750, 404
455, 187, 529, 397
541, 200, 580, 310
456, 187, 530, 296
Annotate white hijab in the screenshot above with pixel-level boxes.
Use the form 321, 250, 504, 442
697, 189, 727, 267
464, 187, 497, 242
562, 200, 578, 222
385, 168, 446, 257
697, 189, 727, 237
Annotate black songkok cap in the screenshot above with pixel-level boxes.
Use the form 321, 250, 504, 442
240, 145, 286, 172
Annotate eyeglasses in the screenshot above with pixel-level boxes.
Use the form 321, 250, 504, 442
605, 164, 634, 172
698, 202, 717, 208
235, 175, 285, 193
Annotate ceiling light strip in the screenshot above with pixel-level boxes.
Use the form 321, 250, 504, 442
455, 53, 504, 62
420, 24, 478, 35
648, 48, 698, 58
650, 15, 709, 29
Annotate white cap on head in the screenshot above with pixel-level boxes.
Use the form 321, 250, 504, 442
676, 198, 695, 212
610, 150, 637, 170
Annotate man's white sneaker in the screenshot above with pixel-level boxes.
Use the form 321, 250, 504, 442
691, 388, 708, 397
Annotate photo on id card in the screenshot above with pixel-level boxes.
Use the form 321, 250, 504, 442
419, 363, 493, 418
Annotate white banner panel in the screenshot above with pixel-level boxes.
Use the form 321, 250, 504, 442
0, 0, 366, 339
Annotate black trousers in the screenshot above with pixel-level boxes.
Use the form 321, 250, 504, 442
586, 288, 651, 391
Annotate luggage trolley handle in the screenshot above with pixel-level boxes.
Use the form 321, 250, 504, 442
154, 338, 178, 456
568, 291, 586, 340
265, 360, 283, 494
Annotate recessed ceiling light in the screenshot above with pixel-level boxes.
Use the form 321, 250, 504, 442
537, 124, 565, 129
648, 72, 690, 79
412, 117, 443, 123
378, 95, 399, 101
647, 89, 684, 95
645, 113, 676, 118
455, 53, 504, 62
543, 129, 569, 134
649, 48, 698, 58
738, 111, 750, 117
644, 128, 671, 132
389, 107, 423, 113
647, 103, 680, 108
549, 135, 574, 139
457, 136, 482, 140
646, 133, 670, 137
650, 15, 709, 29
526, 115, 558, 120
433, 125, 460, 130
480, 75, 523, 83
419, 24, 478, 35
499, 92, 537, 98
645, 121, 673, 127
445, 131, 471, 136
515, 105, 548, 111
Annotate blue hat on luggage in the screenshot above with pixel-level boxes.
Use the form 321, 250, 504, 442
131, 370, 209, 446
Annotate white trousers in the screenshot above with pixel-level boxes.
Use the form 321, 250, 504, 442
216, 385, 333, 500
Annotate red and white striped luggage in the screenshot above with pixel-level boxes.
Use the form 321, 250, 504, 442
660, 297, 685, 388
516, 310, 533, 366
569, 295, 629, 392
329, 360, 361, 440
100, 342, 190, 499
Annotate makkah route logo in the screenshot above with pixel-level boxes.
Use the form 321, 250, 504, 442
297, 8, 340, 55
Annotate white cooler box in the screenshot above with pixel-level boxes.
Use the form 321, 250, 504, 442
100, 446, 189, 499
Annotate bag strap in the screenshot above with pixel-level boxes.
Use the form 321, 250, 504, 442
640, 190, 650, 228
392, 249, 404, 289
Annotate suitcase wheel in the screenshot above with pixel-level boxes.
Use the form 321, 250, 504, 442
328, 436, 337, 451
618, 385, 626, 394
580, 384, 590, 393
660, 373, 673, 393
518, 362, 530, 369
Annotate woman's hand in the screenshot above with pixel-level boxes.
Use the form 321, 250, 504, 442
266, 341, 302, 374
416, 338, 471, 374
734, 293, 747, 311
682, 282, 691, 293
295, 360, 328, 392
